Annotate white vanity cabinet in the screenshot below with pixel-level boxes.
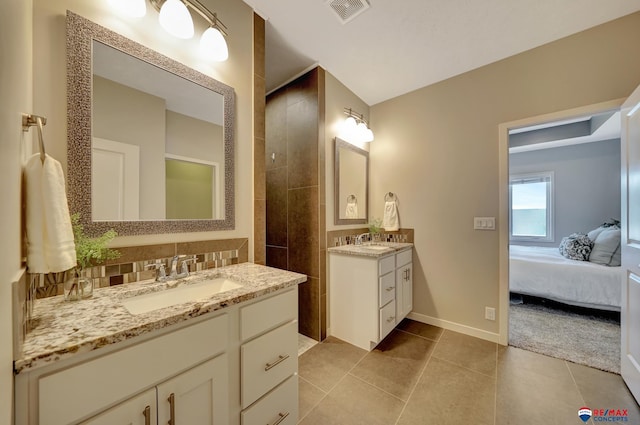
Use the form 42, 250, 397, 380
329, 247, 413, 351
15, 287, 299, 425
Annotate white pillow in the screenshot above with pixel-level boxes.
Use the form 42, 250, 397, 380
589, 228, 621, 266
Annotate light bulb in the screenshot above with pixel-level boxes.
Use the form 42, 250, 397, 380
200, 27, 229, 61
363, 127, 374, 142
110, 0, 147, 17
356, 122, 369, 143
340, 116, 358, 142
159, 0, 194, 39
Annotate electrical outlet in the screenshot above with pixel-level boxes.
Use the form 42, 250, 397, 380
485, 307, 496, 321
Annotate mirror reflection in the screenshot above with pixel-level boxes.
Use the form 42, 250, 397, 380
92, 41, 224, 221
334, 138, 368, 224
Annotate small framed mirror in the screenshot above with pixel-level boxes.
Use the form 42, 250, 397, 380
334, 138, 368, 225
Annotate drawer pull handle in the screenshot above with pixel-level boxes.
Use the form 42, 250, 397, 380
265, 354, 290, 371
143, 405, 151, 425
386, 316, 395, 323
385, 286, 394, 292
168, 393, 176, 425
269, 411, 290, 425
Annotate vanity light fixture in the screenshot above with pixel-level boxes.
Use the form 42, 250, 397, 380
146, 0, 229, 61
340, 107, 374, 143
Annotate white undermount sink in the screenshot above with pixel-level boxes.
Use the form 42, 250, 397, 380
122, 277, 243, 315
359, 245, 391, 251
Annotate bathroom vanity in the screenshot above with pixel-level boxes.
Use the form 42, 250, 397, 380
329, 243, 413, 351
14, 263, 306, 425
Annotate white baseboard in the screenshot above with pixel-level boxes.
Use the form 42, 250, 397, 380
407, 312, 502, 344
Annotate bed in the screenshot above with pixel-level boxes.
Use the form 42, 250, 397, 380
509, 245, 622, 311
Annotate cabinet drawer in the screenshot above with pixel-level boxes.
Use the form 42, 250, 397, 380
241, 375, 298, 425
379, 255, 395, 276
241, 321, 297, 408
241, 289, 297, 341
379, 301, 396, 340
378, 272, 395, 307
396, 249, 412, 267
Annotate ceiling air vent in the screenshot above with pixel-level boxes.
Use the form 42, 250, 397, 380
326, 0, 371, 24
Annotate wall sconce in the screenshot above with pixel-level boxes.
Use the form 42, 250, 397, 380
111, 0, 229, 62
340, 107, 374, 143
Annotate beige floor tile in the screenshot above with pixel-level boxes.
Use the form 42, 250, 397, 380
396, 319, 444, 341
350, 330, 435, 400
397, 357, 495, 425
567, 362, 640, 423
298, 374, 404, 425
496, 346, 584, 425
431, 330, 497, 376
298, 376, 326, 422
298, 336, 367, 391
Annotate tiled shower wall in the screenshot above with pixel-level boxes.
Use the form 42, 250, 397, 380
29, 238, 249, 299
266, 67, 326, 342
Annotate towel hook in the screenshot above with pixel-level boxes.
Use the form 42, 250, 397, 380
347, 194, 357, 203
384, 192, 396, 202
22, 113, 47, 164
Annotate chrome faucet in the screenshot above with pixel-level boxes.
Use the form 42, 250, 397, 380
169, 255, 196, 279
355, 232, 369, 245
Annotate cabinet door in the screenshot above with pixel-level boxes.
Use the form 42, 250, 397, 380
157, 354, 228, 425
396, 264, 413, 322
80, 388, 156, 425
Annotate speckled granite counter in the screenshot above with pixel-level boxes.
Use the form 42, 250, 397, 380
15, 263, 306, 374
328, 242, 413, 258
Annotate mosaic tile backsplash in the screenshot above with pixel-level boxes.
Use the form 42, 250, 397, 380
328, 228, 414, 247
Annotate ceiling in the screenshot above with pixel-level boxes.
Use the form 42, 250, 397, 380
242, 0, 640, 105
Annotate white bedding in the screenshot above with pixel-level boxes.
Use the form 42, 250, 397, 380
509, 245, 622, 311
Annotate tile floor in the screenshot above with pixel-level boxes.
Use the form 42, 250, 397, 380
297, 319, 640, 425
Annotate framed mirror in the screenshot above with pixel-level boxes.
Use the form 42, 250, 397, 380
66, 11, 235, 236
334, 138, 368, 225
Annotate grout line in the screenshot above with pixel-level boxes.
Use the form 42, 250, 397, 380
396, 327, 443, 343
392, 337, 437, 425
298, 374, 327, 396
431, 355, 497, 379
347, 372, 408, 403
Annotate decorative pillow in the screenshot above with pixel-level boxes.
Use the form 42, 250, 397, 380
587, 220, 621, 243
589, 228, 621, 266
559, 233, 592, 261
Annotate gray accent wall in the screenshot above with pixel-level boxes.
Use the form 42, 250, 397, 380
509, 139, 620, 247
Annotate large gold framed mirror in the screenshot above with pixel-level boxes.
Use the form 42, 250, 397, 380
66, 11, 235, 236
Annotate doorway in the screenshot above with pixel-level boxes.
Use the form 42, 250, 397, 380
498, 99, 624, 365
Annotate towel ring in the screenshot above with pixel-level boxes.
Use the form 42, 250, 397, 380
347, 194, 357, 204
384, 192, 396, 202
22, 113, 47, 164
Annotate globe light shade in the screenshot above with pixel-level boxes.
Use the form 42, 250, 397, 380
339, 116, 358, 142
159, 0, 194, 39
110, 0, 147, 17
356, 121, 369, 143
363, 127, 374, 142
200, 27, 229, 61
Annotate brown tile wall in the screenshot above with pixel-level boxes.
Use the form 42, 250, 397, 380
266, 67, 326, 341
253, 14, 266, 265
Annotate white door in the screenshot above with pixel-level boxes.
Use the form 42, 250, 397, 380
157, 354, 229, 425
92, 137, 140, 220
621, 83, 640, 402
80, 388, 156, 425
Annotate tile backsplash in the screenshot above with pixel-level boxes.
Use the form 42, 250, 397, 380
30, 238, 249, 299
328, 228, 414, 247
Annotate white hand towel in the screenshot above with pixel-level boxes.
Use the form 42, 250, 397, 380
382, 200, 399, 231
25, 154, 77, 274
345, 201, 358, 219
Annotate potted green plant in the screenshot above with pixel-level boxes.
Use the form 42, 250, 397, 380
368, 218, 383, 242
65, 213, 120, 300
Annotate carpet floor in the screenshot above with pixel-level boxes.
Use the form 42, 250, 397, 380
509, 298, 621, 374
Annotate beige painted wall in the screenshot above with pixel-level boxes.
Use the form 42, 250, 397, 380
33, 0, 254, 252
370, 12, 640, 337
93, 76, 166, 218
0, 0, 32, 420
325, 72, 370, 232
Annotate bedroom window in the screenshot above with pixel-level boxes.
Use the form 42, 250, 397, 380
509, 172, 554, 242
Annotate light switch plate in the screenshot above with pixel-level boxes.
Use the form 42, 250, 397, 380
474, 217, 496, 230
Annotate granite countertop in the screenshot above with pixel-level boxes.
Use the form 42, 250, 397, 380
328, 242, 413, 258
15, 263, 306, 374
